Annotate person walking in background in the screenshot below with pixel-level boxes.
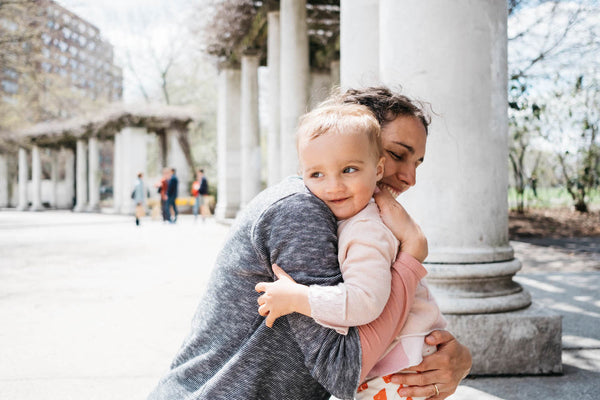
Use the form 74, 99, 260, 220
166, 168, 178, 223
155, 168, 170, 223
132, 172, 146, 226
192, 169, 209, 222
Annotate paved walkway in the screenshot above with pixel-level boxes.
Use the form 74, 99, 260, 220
0, 210, 598, 400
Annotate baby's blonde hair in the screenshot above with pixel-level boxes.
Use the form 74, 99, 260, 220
296, 103, 383, 160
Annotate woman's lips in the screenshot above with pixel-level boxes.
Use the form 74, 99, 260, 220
380, 183, 401, 198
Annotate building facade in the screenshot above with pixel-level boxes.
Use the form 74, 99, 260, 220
0, 0, 122, 110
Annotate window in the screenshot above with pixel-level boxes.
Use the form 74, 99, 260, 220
1, 80, 18, 94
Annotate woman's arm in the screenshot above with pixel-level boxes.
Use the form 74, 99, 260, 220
373, 188, 473, 398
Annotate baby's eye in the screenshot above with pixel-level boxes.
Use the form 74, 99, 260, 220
343, 167, 358, 173
310, 171, 323, 178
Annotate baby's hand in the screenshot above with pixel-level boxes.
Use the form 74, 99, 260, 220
255, 264, 310, 327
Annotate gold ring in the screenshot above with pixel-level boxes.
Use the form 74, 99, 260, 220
433, 384, 440, 396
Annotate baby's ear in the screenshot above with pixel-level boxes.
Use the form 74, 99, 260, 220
376, 156, 386, 180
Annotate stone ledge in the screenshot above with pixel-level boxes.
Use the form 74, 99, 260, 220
446, 302, 562, 375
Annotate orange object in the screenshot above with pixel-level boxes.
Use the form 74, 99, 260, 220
357, 382, 369, 393
373, 388, 387, 400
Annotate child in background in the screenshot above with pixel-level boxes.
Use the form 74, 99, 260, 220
256, 104, 446, 400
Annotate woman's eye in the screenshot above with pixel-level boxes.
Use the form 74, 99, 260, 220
388, 151, 404, 161
343, 167, 358, 173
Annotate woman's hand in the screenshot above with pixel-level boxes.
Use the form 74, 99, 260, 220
390, 330, 472, 399
255, 264, 311, 327
374, 186, 428, 262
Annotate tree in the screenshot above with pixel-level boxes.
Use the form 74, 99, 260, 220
547, 76, 600, 212
507, 0, 600, 211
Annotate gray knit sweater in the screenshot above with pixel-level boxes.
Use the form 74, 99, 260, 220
148, 177, 361, 400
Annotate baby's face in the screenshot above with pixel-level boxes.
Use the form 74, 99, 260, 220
299, 131, 384, 220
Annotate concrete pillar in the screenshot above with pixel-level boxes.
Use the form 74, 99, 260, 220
119, 127, 148, 214
17, 148, 28, 211
30, 145, 43, 211
166, 129, 190, 197
240, 54, 262, 208
112, 133, 123, 213
50, 149, 58, 208
309, 70, 332, 110
330, 60, 340, 89
214, 67, 242, 220
87, 137, 101, 211
64, 147, 75, 209
0, 154, 8, 208
340, 0, 380, 88
73, 139, 88, 212
267, 11, 281, 187
280, 0, 309, 177
378, 0, 561, 375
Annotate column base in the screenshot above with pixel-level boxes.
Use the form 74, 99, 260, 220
445, 302, 562, 375
73, 204, 87, 213
29, 204, 44, 211
87, 204, 101, 212
214, 203, 240, 220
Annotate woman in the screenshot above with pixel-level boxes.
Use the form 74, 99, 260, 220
147, 87, 470, 400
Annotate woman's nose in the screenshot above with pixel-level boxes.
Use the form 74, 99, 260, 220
400, 167, 416, 187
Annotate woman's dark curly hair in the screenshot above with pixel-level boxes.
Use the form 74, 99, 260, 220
330, 86, 432, 135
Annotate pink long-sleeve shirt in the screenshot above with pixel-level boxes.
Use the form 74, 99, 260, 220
307, 202, 445, 382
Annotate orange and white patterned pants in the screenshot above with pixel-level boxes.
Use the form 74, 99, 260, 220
355, 344, 437, 400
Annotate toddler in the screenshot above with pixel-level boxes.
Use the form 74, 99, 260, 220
256, 104, 446, 400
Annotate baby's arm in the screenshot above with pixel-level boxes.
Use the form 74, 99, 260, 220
256, 264, 311, 327
256, 215, 397, 331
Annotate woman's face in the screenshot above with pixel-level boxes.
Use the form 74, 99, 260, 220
378, 115, 427, 197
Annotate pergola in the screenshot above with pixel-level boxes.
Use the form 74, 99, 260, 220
7, 103, 196, 213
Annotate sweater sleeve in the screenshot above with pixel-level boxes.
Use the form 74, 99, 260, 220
357, 252, 428, 382
252, 193, 362, 399
309, 215, 398, 333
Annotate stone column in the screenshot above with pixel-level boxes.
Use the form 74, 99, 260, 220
30, 144, 43, 211
87, 137, 101, 211
340, 0, 380, 88
166, 129, 190, 197
119, 127, 148, 214
17, 148, 28, 211
0, 153, 8, 208
330, 60, 340, 89
309, 70, 332, 110
240, 53, 262, 209
112, 133, 123, 213
50, 149, 58, 208
64, 147, 75, 209
214, 67, 242, 220
73, 139, 88, 212
378, 0, 561, 375
280, 0, 309, 177
267, 11, 281, 187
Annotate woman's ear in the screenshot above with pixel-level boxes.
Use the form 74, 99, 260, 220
376, 156, 385, 181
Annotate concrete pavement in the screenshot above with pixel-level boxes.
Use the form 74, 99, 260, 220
0, 210, 598, 399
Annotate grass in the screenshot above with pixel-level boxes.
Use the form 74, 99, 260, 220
508, 187, 600, 210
